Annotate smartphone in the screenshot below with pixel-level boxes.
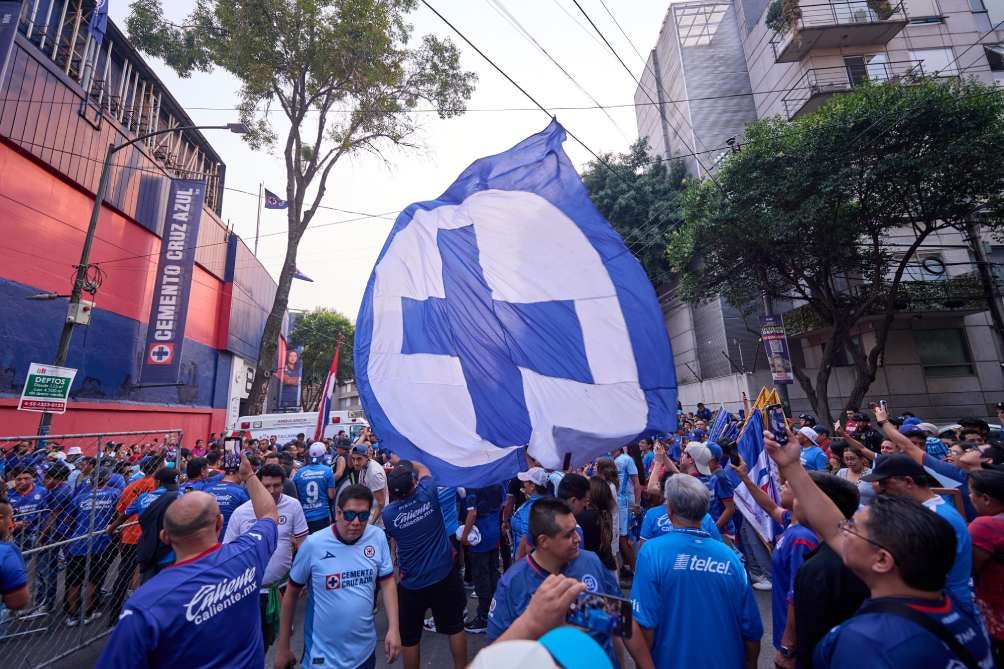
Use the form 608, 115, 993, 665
223, 437, 242, 470
165, 445, 178, 468
566, 591, 633, 639
879, 399, 888, 412
766, 404, 788, 445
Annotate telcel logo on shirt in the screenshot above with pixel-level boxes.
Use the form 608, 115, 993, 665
672, 553, 732, 575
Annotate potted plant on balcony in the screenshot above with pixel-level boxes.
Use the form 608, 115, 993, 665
867, 0, 895, 20
765, 0, 787, 33
782, 0, 802, 29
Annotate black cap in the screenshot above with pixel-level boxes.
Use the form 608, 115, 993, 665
351, 444, 368, 456
861, 454, 930, 483
387, 462, 415, 497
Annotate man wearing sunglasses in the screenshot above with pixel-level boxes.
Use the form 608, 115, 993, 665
274, 484, 400, 669
763, 428, 992, 669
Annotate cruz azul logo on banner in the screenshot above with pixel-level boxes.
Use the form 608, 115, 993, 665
141, 180, 206, 384
761, 315, 795, 385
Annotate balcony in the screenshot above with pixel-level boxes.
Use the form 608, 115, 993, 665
782, 59, 923, 119
769, 1, 909, 63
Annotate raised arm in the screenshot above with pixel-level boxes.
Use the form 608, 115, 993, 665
729, 459, 786, 526
872, 404, 924, 465
240, 453, 278, 524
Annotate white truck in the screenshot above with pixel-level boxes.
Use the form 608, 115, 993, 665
232, 409, 368, 444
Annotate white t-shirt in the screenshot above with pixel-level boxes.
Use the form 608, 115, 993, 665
224, 494, 308, 586
341, 459, 388, 527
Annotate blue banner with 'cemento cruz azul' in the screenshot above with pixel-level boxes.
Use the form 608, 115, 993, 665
140, 180, 206, 384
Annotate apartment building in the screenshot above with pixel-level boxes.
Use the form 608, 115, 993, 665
636, 0, 1004, 420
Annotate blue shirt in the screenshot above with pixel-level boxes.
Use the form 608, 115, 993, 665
292, 464, 336, 522
43, 483, 76, 541
639, 506, 722, 542
510, 494, 543, 557
642, 451, 654, 478
382, 477, 453, 589
0, 542, 27, 596
465, 485, 503, 553
289, 524, 394, 667
701, 470, 735, 535
770, 523, 818, 649
200, 481, 250, 541
800, 446, 828, 471
9, 484, 47, 535
126, 487, 171, 518
631, 529, 763, 669
108, 473, 127, 490
814, 595, 993, 669
921, 454, 977, 521
615, 453, 638, 503
98, 518, 278, 669
67, 487, 120, 556
488, 550, 622, 666
923, 495, 976, 617
437, 486, 459, 536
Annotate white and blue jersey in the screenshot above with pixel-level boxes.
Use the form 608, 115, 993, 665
292, 464, 336, 523
289, 524, 394, 668
814, 595, 993, 669
510, 494, 544, 557
614, 453, 638, 505
67, 487, 120, 556
631, 528, 763, 668
922, 495, 976, 617
488, 550, 622, 666
200, 481, 250, 541
800, 446, 828, 471
98, 518, 278, 669
383, 477, 453, 589
639, 506, 722, 542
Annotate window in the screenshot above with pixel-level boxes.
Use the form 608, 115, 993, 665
845, 54, 891, 84
986, 45, 1004, 72
913, 329, 974, 377
910, 47, 958, 75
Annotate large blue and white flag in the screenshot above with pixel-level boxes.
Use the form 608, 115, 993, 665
354, 120, 677, 487
734, 409, 783, 544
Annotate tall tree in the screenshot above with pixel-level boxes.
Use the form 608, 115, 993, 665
127, 0, 477, 412
672, 78, 1004, 424
291, 308, 354, 410
580, 139, 688, 286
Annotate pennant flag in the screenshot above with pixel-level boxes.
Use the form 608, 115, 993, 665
293, 268, 314, 282
264, 188, 288, 209
733, 409, 783, 544
314, 337, 343, 442
752, 386, 770, 411
719, 419, 740, 445
707, 405, 731, 443
354, 120, 677, 487
767, 388, 782, 406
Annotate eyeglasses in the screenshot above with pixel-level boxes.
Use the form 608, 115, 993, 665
341, 510, 371, 522
838, 519, 894, 556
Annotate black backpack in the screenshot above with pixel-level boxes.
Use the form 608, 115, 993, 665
136, 490, 180, 571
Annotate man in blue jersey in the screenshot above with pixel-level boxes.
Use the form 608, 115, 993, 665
35, 463, 74, 612
0, 500, 29, 612
8, 465, 47, 552
293, 443, 337, 534
274, 484, 400, 669
626, 475, 762, 669
761, 427, 993, 669
796, 428, 828, 471
64, 469, 120, 625
638, 478, 723, 543
382, 462, 466, 668
99, 452, 278, 668
462, 482, 504, 634
488, 498, 625, 667
613, 447, 640, 574
200, 466, 250, 541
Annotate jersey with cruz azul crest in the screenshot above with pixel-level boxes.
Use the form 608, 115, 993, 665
97, 518, 277, 669
354, 120, 676, 487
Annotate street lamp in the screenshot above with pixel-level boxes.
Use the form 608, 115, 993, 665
37, 122, 249, 435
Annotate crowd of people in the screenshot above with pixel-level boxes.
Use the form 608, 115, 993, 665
0, 400, 1000, 668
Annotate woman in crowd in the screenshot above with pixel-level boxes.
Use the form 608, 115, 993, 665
968, 468, 1004, 666
586, 476, 618, 577
836, 448, 874, 506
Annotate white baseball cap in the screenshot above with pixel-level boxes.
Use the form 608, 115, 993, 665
308, 443, 326, 459
797, 427, 819, 446
684, 443, 713, 476
66, 446, 83, 456
517, 467, 548, 487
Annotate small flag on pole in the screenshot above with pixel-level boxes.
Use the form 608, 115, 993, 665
734, 409, 783, 543
314, 336, 343, 442
264, 188, 288, 209
293, 268, 313, 282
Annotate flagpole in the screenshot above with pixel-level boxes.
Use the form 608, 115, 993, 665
254, 182, 263, 256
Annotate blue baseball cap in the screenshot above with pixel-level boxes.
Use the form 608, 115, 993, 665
706, 442, 724, 462
538, 627, 613, 669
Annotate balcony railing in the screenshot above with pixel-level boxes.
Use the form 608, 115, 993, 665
769, 1, 909, 63
782, 59, 924, 118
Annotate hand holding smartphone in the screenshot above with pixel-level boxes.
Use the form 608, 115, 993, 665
566, 591, 633, 639
766, 404, 789, 445
222, 437, 241, 470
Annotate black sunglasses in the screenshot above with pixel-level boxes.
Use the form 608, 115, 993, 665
341, 510, 371, 522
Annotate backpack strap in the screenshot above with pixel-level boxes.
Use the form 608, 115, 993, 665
857, 600, 982, 669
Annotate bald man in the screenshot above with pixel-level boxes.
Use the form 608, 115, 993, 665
99, 453, 279, 669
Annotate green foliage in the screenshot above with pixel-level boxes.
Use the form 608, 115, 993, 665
764, 0, 786, 33
290, 308, 354, 410
580, 139, 689, 285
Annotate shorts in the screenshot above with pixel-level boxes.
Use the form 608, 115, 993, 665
65, 549, 114, 588
398, 565, 466, 646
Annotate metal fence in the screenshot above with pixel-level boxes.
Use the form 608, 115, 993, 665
0, 430, 183, 668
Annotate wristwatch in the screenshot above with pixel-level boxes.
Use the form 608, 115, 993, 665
778, 645, 797, 659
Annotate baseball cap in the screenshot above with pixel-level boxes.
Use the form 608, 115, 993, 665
861, 454, 931, 483
308, 443, 326, 459
916, 422, 939, 436
467, 628, 612, 669
66, 446, 83, 456
996, 401, 1004, 411
684, 443, 713, 476
797, 427, 819, 446
899, 424, 924, 437
387, 463, 416, 497
539, 627, 614, 669
706, 442, 724, 463
351, 444, 368, 456
517, 467, 549, 487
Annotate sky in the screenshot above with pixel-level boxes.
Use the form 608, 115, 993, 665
107, 1, 671, 321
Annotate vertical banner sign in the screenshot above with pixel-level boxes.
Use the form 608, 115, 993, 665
279, 346, 304, 409
0, 2, 22, 87
141, 180, 206, 384
19, 363, 78, 414
761, 315, 794, 385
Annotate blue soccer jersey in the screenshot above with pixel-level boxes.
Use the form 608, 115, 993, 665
639, 506, 722, 542
488, 550, 622, 666
9, 484, 47, 535
289, 524, 394, 668
383, 477, 453, 589
43, 482, 76, 541
703, 470, 735, 536
814, 595, 993, 669
923, 495, 976, 617
292, 464, 336, 522
99, 518, 278, 669
200, 481, 250, 540
770, 523, 818, 649
510, 494, 544, 557
0, 542, 27, 596
631, 528, 763, 669
67, 487, 120, 556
